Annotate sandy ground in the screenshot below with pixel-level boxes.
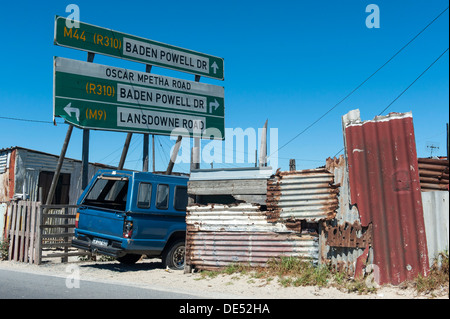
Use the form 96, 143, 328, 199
0, 257, 448, 299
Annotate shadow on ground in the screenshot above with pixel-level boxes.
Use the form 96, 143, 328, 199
79, 258, 164, 273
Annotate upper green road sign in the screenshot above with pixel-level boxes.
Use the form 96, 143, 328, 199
54, 16, 224, 80
53, 57, 224, 138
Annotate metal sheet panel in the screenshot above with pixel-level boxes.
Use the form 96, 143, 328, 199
187, 231, 319, 270
186, 203, 319, 270
187, 203, 291, 233
189, 167, 273, 181
267, 168, 338, 222
324, 156, 368, 273
418, 158, 449, 191
422, 191, 449, 267
343, 109, 429, 285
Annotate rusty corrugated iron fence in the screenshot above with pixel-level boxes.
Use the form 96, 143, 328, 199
343, 109, 429, 285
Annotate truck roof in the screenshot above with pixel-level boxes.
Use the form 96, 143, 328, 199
95, 169, 189, 182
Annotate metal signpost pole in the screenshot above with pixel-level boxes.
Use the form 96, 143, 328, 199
142, 64, 153, 172
81, 52, 95, 190
192, 75, 202, 171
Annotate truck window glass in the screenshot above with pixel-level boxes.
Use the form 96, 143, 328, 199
83, 178, 128, 211
137, 182, 152, 208
174, 186, 188, 211
156, 184, 169, 209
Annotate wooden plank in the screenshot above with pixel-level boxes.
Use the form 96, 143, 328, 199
232, 194, 267, 205
35, 205, 43, 265
62, 206, 69, 262
42, 214, 76, 219
29, 202, 37, 264
8, 202, 17, 261
40, 224, 76, 229
41, 204, 78, 209
22, 202, 31, 263
41, 242, 73, 248
188, 180, 268, 195
41, 232, 75, 238
13, 203, 21, 262
44, 251, 88, 258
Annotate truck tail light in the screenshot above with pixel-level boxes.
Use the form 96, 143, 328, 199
123, 221, 133, 238
75, 212, 80, 228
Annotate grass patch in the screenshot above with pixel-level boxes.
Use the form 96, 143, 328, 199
414, 251, 449, 295
0, 240, 9, 260
195, 252, 449, 296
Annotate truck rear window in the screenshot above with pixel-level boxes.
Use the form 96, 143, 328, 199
82, 177, 128, 211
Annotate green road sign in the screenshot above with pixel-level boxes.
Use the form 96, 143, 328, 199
54, 16, 224, 80
53, 57, 225, 139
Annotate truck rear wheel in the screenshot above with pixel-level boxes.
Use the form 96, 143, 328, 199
162, 239, 185, 270
116, 254, 141, 265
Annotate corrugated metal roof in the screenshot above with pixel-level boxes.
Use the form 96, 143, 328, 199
343, 109, 429, 285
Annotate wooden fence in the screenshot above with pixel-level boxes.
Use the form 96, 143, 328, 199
5, 200, 89, 264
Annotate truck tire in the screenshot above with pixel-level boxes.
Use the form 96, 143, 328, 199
162, 238, 185, 270
116, 254, 141, 265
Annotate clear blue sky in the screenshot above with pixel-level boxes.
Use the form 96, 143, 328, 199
0, 0, 448, 173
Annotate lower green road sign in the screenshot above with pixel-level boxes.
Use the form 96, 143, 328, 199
53, 57, 225, 139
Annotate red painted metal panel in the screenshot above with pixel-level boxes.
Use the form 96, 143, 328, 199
344, 110, 429, 285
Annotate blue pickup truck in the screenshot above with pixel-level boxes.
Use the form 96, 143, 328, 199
72, 169, 189, 270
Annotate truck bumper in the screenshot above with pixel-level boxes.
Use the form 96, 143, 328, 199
72, 237, 125, 258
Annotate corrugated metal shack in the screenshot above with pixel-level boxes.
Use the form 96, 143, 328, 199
0, 146, 114, 205
186, 166, 340, 271
186, 109, 449, 287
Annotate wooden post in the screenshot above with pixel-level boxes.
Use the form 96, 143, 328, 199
447, 123, 449, 161
289, 159, 296, 171
46, 125, 73, 207
152, 134, 156, 173
143, 134, 149, 172
118, 133, 132, 170
259, 119, 268, 167
166, 136, 182, 175
35, 205, 43, 265
81, 129, 90, 190
62, 206, 68, 263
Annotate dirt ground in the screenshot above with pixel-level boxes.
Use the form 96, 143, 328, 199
0, 257, 448, 299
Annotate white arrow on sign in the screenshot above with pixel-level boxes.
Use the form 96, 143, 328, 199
64, 103, 80, 122
209, 99, 219, 113
211, 61, 219, 74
